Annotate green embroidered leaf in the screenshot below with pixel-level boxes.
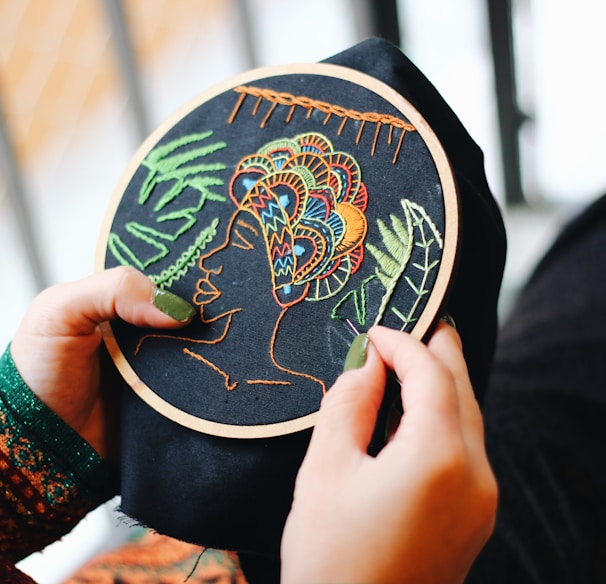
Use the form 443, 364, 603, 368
366, 199, 415, 327
108, 233, 147, 270
391, 306, 417, 325
377, 219, 408, 263
390, 213, 409, 247
375, 267, 393, 289
153, 172, 225, 212
108, 131, 228, 287
330, 274, 378, 327
145, 131, 214, 164
151, 219, 219, 288
139, 132, 227, 204
405, 276, 421, 296
366, 242, 401, 278
393, 199, 444, 330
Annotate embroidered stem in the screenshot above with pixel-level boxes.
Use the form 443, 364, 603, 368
367, 200, 414, 327
396, 200, 443, 329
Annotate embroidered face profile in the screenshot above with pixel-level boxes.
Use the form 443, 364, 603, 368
97, 63, 459, 438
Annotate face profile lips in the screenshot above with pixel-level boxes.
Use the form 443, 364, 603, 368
194, 265, 242, 325
194, 271, 221, 307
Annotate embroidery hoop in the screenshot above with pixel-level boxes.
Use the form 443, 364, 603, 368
96, 62, 459, 439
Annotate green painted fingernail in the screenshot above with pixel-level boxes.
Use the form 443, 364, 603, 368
152, 288, 196, 322
343, 333, 369, 372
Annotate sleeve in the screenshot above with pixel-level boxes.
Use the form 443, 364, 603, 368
0, 344, 119, 567
466, 194, 606, 583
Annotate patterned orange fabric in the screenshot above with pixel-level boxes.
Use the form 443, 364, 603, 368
0, 346, 117, 580
64, 530, 247, 583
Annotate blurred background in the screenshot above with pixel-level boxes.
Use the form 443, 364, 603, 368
2, 0, 605, 581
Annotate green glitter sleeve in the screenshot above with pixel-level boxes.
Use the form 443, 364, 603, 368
0, 344, 119, 563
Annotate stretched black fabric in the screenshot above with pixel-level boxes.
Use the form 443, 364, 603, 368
467, 193, 606, 583
118, 38, 506, 583
324, 39, 506, 399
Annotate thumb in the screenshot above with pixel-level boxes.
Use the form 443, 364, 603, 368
18, 267, 195, 339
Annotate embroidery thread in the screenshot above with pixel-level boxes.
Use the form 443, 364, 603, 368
230, 132, 369, 307
368, 199, 443, 329
331, 198, 443, 332
228, 85, 417, 164
108, 132, 227, 288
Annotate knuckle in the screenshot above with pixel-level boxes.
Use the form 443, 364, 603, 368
113, 265, 141, 289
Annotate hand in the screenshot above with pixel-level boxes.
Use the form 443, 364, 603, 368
10, 267, 195, 459
281, 323, 497, 584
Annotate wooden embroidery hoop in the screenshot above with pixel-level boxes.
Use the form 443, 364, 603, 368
96, 62, 459, 439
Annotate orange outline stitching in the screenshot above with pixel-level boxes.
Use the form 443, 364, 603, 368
269, 309, 327, 394
183, 347, 238, 391
232, 228, 254, 250
134, 310, 240, 355
246, 380, 292, 386
228, 85, 416, 164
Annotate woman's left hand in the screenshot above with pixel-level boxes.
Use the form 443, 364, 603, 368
10, 267, 195, 459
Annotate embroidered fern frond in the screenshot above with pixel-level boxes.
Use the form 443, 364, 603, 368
151, 219, 220, 288
108, 131, 228, 287
365, 198, 444, 332
139, 132, 227, 204
366, 242, 401, 278
368, 200, 414, 326
393, 200, 444, 330
390, 213, 409, 247
154, 174, 225, 212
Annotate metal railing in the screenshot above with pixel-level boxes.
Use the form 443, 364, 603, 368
0, 0, 525, 294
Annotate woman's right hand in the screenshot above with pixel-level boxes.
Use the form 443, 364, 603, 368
281, 323, 497, 584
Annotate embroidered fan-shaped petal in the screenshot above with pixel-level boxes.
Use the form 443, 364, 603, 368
283, 152, 331, 189
325, 151, 362, 205
350, 182, 368, 213
237, 153, 276, 174
334, 202, 367, 255
294, 217, 334, 282
298, 132, 333, 154
303, 192, 331, 221
260, 140, 299, 170
308, 256, 352, 301
325, 209, 345, 247
348, 244, 364, 274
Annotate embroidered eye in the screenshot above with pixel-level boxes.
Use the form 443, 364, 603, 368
231, 219, 258, 250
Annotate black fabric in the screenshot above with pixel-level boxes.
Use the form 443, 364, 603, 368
325, 38, 507, 399
466, 193, 606, 583
117, 38, 506, 581
105, 45, 464, 441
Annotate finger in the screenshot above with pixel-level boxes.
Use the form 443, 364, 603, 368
308, 336, 387, 459
20, 267, 195, 338
426, 322, 486, 453
367, 326, 461, 434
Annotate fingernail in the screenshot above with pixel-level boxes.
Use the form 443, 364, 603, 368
152, 288, 196, 322
343, 333, 369, 372
441, 313, 457, 330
